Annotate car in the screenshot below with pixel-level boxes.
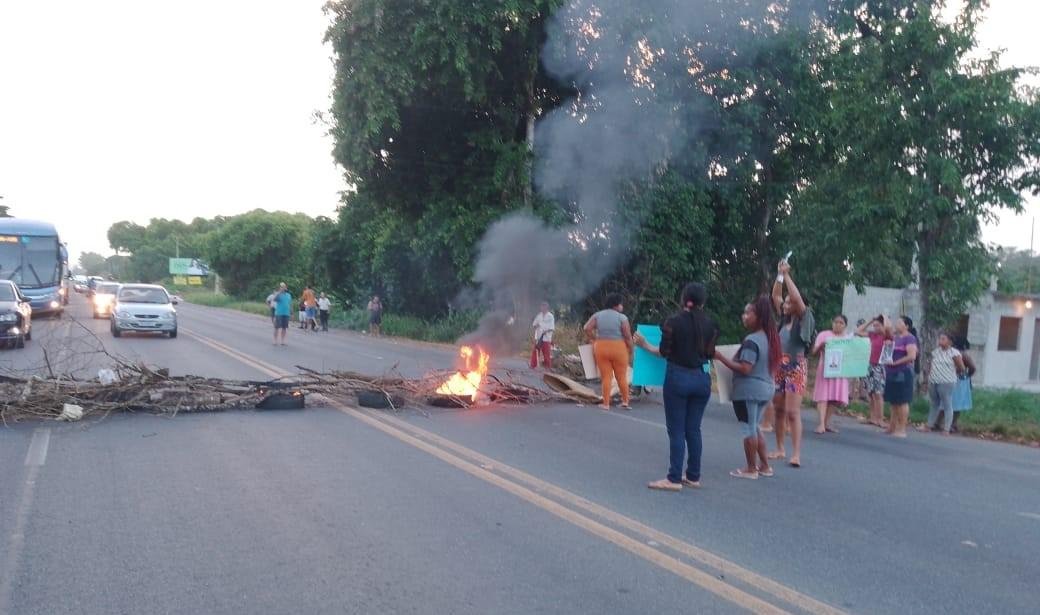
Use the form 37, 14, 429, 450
110, 284, 178, 338
0, 280, 33, 348
91, 282, 122, 318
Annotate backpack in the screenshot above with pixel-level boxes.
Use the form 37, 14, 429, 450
797, 308, 817, 350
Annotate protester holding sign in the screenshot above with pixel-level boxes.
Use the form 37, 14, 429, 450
811, 315, 852, 434
856, 316, 889, 428
714, 296, 781, 480
634, 282, 719, 492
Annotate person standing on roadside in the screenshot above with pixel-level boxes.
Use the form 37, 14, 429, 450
530, 302, 555, 370
265, 288, 278, 326
856, 315, 888, 427
318, 292, 332, 332
715, 295, 781, 480
584, 294, 634, 411
771, 260, 811, 468
883, 316, 919, 438
272, 283, 291, 346
922, 332, 965, 435
950, 337, 975, 432
811, 315, 852, 434
301, 286, 318, 331
367, 295, 383, 336
635, 283, 720, 491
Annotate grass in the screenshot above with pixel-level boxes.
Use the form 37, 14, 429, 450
179, 290, 270, 318
842, 388, 1040, 444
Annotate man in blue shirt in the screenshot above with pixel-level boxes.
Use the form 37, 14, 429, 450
273, 282, 292, 345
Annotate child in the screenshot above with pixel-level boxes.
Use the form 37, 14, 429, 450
715, 295, 783, 479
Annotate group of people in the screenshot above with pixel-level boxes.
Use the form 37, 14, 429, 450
265, 284, 385, 344
572, 259, 976, 491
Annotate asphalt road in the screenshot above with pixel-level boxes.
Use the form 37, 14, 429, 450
2, 294, 1038, 614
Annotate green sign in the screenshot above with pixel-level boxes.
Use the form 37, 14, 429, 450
823, 337, 871, 379
169, 258, 209, 276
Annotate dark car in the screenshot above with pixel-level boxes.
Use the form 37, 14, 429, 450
0, 280, 32, 348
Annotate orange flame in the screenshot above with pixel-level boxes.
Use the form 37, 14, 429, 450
436, 345, 490, 402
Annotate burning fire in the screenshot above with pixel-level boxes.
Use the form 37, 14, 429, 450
436, 345, 490, 402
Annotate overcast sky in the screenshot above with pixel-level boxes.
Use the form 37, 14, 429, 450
0, 1, 1037, 266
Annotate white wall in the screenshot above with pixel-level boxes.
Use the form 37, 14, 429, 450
980, 297, 1040, 386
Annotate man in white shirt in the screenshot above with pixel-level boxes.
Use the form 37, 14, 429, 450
317, 293, 332, 332
530, 301, 555, 369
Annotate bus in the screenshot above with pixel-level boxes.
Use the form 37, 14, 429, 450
0, 219, 67, 316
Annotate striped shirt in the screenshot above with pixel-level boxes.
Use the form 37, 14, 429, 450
930, 347, 961, 384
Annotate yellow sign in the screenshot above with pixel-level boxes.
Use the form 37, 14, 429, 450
0, 236, 18, 243
187, 276, 204, 286
173, 275, 187, 285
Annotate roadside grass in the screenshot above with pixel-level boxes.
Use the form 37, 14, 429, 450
179, 291, 270, 318
842, 388, 1040, 444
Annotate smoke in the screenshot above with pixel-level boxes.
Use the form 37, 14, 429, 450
461, 1, 819, 353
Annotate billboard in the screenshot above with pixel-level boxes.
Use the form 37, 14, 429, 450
169, 258, 209, 276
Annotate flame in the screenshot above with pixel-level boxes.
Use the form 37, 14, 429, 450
436, 345, 490, 402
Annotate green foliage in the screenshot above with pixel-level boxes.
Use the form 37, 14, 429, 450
107, 217, 222, 282
78, 252, 107, 276
995, 248, 1040, 295
180, 290, 271, 317
204, 209, 315, 298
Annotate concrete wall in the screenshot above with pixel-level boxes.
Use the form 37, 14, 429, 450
841, 286, 917, 326
978, 296, 1040, 387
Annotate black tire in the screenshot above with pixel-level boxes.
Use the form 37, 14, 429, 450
168, 328, 177, 339
24, 326, 31, 341
111, 324, 122, 338
16, 335, 25, 349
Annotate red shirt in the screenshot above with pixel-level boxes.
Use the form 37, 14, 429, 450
868, 332, 885, 365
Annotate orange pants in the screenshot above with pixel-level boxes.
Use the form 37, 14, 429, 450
594, 339, 630, 407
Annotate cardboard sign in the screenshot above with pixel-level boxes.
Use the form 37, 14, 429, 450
823, 337, 871, 378
713, 344, 741, 404
632, 324, 667, 386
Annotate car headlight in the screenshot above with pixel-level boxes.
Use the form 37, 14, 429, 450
117, 311, 131, 319
93, 296, 110, 306
161, 312, 175, 320
0, 313, 16, 323
49, 300, 60, 309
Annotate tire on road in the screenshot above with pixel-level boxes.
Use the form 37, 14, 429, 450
168, 328, 178, 339
111, 323, 122, 338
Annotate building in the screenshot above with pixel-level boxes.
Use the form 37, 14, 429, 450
842, 284, 1040, 389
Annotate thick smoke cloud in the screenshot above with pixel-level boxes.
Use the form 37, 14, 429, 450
462, 1, 813, 353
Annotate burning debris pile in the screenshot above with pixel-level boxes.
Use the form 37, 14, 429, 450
0, 347, 565, 424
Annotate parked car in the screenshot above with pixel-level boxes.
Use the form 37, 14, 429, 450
110, 284, 178, 338
91, 282, 121, 318
0, 280, 33, 348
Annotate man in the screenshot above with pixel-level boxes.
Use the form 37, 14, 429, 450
272, 283, 292, 346
265, 288, 278, 326
530, 301, 555, 369
301, 286, 317, 331
317, 292, 332, 332
367, 295, 383, 336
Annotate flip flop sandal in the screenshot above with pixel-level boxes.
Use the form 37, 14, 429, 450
758, 469, 774, 477
648, 479, 682, 491
682, 479, 701, 488
729, 469, 759, 480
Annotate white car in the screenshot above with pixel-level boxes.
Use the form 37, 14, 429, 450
110, 284, 178, 338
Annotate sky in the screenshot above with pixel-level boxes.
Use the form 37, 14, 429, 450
0, 1, 1037, 266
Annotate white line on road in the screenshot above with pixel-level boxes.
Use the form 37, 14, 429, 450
1017, 512, 1040, 521
24, 428, 50, 466
0, 429, 50, 615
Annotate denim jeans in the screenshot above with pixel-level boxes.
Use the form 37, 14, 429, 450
662, 363, 712, 483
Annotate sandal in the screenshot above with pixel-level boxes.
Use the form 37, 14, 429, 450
729, 469, 759, 480
682, 478, 701, 488
767, 451, 786, 460
757, 468, 774, 477
648, 478, 682, 491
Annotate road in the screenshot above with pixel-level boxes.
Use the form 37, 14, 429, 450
2, 294, 1039, 614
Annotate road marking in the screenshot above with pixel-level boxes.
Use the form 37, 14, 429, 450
186, 329, 846, 615
0, 430, 51, 615
1017, 512, 1040, 521
24, 428, 50, 467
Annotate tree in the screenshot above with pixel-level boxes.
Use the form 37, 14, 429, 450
78, 252, 108, 276
808, 1, 1040, 365
204, 210, 314, 298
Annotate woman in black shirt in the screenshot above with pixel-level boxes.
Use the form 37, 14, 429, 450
635, 282, 720, 491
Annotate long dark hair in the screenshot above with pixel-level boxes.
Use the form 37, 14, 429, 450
752, 295, 783, 375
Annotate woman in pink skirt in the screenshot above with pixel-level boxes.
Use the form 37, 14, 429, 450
811, 315, 851, 434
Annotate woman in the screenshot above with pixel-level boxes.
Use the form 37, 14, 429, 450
922, 332, 965, 435
367, 295, 383, 336
951, 337, 975, 432
584, 294, 634, 411
811, 315, 852, 434
855, 315, 889, 428
883, 316, 919, 438
634, 283, 720, 491
714, 296, 781, 480
770, 260, 810, 467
